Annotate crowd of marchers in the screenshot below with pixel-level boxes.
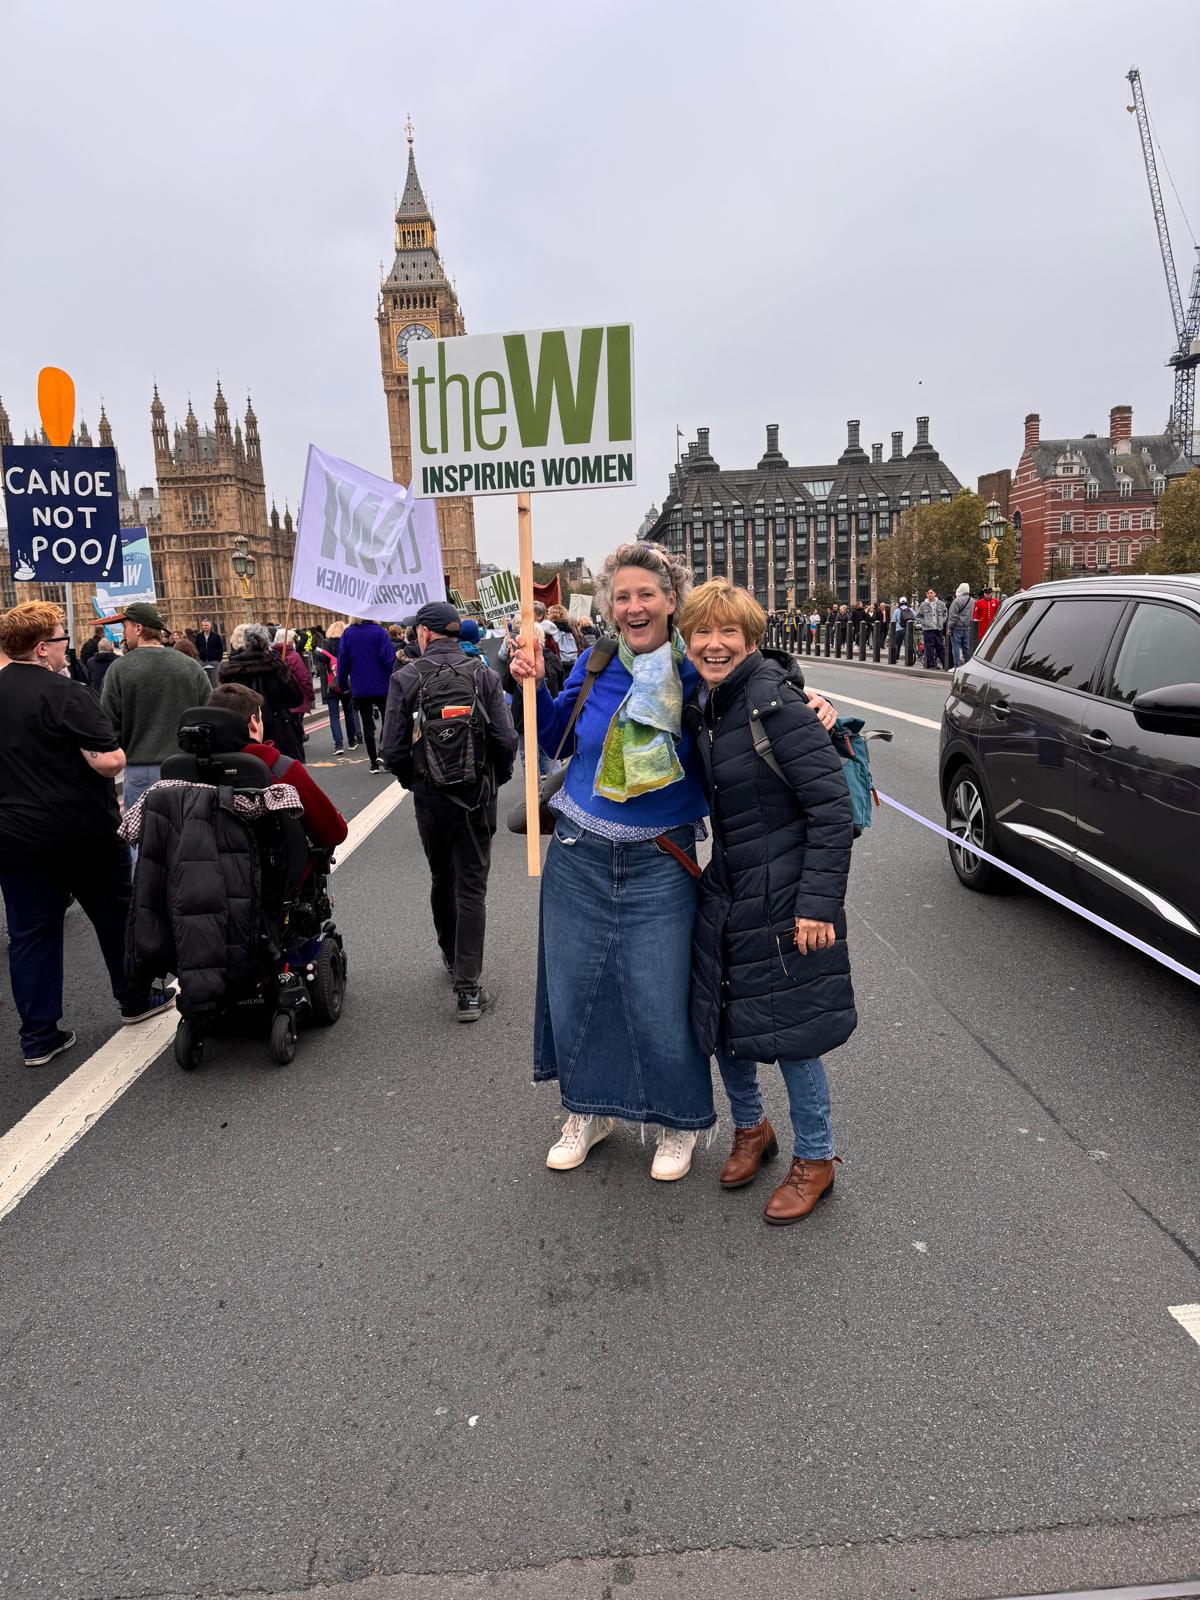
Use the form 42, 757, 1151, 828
764, 584, 1001, 667
2, 544, 898, 1230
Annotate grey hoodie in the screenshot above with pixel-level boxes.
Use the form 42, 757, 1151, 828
948, 592, 973, 630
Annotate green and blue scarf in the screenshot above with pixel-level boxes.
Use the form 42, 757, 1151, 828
593, 633, 686, 802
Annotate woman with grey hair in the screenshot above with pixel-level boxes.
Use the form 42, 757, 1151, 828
512, 542, 714, 1178
218, 622, 306, 759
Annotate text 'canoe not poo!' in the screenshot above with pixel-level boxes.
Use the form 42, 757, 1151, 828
408, 324, 636, 499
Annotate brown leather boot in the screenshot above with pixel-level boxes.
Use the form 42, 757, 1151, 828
719, 1119, 779, 1189
764, 1155, 842, 1225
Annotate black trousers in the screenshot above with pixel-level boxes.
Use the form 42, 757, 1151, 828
0, 834, 146, 1057
413, 799, 493, 992
352, 695, 389, 764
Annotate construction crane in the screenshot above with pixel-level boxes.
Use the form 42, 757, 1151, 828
1126, 66, 1200, 464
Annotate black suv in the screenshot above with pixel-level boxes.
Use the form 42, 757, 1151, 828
939, 575, 1200, 970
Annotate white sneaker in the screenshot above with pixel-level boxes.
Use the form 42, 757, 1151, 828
546, 1113, 614, 1171
651, 1126, 697, 1181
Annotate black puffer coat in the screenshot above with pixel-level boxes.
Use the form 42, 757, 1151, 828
686, 648, 857, 1062
128, 783, 261, 1018
218, 646, 305, 759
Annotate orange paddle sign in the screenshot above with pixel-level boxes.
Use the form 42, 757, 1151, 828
37, 367, 76, 448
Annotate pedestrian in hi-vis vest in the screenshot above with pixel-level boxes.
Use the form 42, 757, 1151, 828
380, 602, 518, 1022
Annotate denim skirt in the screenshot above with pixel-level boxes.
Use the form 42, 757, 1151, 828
533, 815, 716, 1131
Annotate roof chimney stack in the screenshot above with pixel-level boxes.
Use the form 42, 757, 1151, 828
1024, 412, 1040, 449
890, 431, 904, 461
1110, 404, 1133, 446
915, 416, 930, 448
757, 422, 788, 469
871, 442, 883, 465
847, 419, 861, 452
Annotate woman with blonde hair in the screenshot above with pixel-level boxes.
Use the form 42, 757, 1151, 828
679, 579, 856, 1226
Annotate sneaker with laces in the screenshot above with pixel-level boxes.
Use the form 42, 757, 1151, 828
121, 985, 178, 1025
456, 986, 494, 1022
651, 1126, 698, 1181
333, 748, 346, 760
546, 1113, 614, 1171
24, 1028, 77, 1068
347, 740, 360, 751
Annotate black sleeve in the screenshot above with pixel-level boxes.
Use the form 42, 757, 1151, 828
57, 682, 120, 752
768, 692, 854, 925
480, 667, 518, 788
380, 664, 419, 776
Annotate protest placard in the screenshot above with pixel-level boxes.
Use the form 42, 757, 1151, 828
477, 569, 520, 623
2, 444, 122, 582
93, 527, 156, 640
290, 445, 443, 622
409, 323, 636, 876
408, 324, 635, 499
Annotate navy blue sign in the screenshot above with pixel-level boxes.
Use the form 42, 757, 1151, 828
2, 444, 122, 582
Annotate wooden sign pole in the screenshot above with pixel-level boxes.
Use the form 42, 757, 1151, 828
516, 491, 541, 877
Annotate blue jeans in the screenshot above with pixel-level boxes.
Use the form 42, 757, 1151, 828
950, 628, 971, 667
533, 818, 716, 1130
327, 694, 360, 750
0, 836, 147, 1056
717, 1052, 834, 1160
122, 763, 161, 814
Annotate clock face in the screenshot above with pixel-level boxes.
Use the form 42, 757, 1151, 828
396, 323, 434, 362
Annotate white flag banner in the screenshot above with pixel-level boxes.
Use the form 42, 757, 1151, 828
291, 445, 444, 621
568, 592, 593, 621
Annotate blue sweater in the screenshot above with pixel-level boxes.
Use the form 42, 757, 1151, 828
535, 647, 708, 831
337, 621, 396, 699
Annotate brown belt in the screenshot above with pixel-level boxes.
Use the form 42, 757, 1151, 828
654, 832, 702, 879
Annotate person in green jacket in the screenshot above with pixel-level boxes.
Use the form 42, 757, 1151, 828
100, 602, 211, 812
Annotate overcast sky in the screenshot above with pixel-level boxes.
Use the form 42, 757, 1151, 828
2, 0, 1197, 573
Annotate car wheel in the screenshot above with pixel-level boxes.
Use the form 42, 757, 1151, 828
945, 768, 1007, 893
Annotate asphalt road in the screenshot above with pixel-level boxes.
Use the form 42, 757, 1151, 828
1, 665, 1198, 1600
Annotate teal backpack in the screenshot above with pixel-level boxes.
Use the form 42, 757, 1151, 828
751, 703, 890, 839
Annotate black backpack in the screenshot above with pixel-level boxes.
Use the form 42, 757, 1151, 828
410, 656, 491, 799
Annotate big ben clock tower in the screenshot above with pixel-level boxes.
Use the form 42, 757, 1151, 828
378, 119, 479, 599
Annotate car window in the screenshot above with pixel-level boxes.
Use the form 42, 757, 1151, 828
1010, 600, 1125, 693
1108, 603, 1200, 704
975, 598, 1038, 668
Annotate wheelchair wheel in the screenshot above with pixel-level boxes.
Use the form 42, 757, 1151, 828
269, 1010, 297, 1067
310, 938, 346, 1025
174, 1016, 203, 1072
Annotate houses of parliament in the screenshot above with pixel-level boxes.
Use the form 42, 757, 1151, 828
0, 128, 479, 633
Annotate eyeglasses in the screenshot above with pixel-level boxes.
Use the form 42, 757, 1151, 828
45, 634, 70, 645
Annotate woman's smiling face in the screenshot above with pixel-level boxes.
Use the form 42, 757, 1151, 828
687, 620, 750, 686
611, 566, 674, 653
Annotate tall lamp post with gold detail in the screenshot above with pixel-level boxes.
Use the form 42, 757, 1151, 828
231, 535, 257, 622
979, 498, 1006, 596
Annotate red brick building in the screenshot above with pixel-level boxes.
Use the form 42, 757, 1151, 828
1010, 406, 1182, 589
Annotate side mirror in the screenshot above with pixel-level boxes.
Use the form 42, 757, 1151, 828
1132, 683, 1200, 737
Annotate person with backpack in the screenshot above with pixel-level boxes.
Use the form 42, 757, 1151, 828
891, 596, 915, 661
679, 579, 856, 1226
380, 602, 517, 1021
948, 582, 974, 667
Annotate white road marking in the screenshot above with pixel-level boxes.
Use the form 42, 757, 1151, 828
1169, 1303, 1200, 1349
0, 782, 409, 1225
808, 685, 941, 732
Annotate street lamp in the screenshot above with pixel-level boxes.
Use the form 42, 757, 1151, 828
979, 498, 1006, 595
231, 534, 257, 620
